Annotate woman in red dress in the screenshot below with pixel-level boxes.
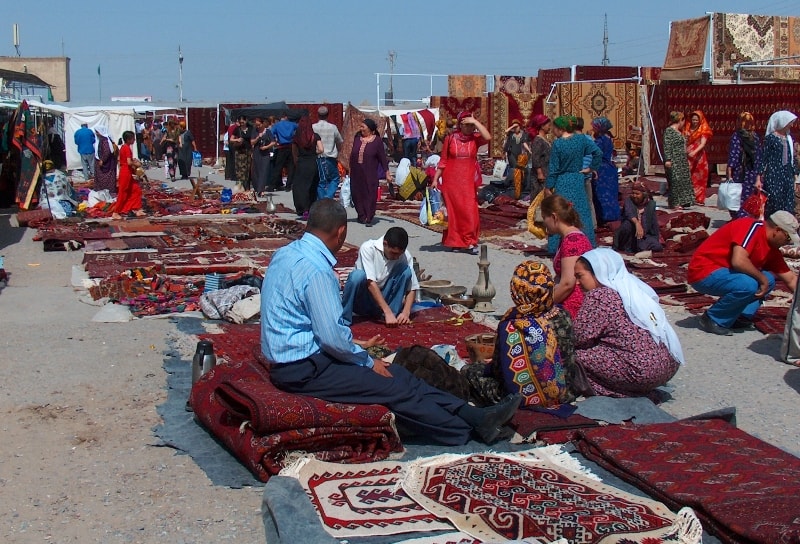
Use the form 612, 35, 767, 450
684, 110, 713, 205
112, 131, 146, 219
432, 111, 491, 254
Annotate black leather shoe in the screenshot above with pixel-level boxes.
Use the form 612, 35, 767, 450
732, 316, 756, 331
699, 312, 733, 336
474, 394, 522, 444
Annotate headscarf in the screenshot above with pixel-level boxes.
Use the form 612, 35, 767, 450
362, 118, 377, 134
506, 261, 554, 318
583, 248, 685, 365
94, 125, 113, 160
684, 110, 713, 145
631, 180, 651, 203
553, 115, 576, 132
530, 114, 550, 132
765, 110, 797, 166
43, 159, 55, 171
456, 111, 472, 125
591, 117, 613, 135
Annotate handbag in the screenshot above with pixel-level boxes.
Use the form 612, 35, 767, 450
716, 180, 742, 211
741, 189, 767, 219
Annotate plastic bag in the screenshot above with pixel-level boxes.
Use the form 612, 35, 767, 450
87, 189, 114, 207
39, 198, 67, 219
419, 195, 428, 225
192, 150, 202, 167
426, 187, 447, 225
717, 180, 742, 211
340, 175, 353, 207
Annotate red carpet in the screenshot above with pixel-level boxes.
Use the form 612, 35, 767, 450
574, 418, 800, 544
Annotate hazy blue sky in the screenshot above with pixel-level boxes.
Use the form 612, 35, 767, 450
3, 0, 798, 105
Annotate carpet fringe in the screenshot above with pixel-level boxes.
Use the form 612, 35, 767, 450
674, 507, 703, 544
277, 451, 315, 478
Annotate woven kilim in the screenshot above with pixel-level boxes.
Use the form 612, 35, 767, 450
402, 452, 702, 544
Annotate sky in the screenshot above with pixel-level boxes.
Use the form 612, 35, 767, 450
3, 0, 798, 106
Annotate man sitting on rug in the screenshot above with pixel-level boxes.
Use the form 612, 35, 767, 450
260, 199, 521, 445
342, 226, 418, 327
613, 180, 663, 255
688, 210, 799, 336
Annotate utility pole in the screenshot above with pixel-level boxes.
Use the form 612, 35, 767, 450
385, 50, 396, 106
178, 45, 184, 102
602, 13, 610, 66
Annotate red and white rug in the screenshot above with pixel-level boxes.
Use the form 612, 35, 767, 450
401, 451, 702, 544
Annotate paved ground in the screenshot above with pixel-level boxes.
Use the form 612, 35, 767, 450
0, 163, 797, 543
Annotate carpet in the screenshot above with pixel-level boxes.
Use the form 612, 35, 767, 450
557, 82, 639, 150
493, 75, 534, 95
401, 450, 703, 544
489, 92, 543, 158
661, 15, 711, 80
430, 97, 489, 128
574, 418, 800, 544
447, 76, 486, 99
285, 458, 453, 539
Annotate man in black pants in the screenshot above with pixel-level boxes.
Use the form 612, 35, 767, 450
269, 113, 298, 191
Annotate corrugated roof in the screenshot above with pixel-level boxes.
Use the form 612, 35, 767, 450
0, 68, 51, 87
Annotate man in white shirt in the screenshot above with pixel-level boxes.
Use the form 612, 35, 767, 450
312, 106, 344, 199
342, 226, 419, 326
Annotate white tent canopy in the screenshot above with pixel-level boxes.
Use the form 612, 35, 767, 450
27, 101, 173, 171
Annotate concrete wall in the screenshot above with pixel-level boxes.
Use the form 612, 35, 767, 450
0, 57, 70, 102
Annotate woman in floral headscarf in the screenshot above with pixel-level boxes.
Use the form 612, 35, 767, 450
591, 117, 620, 223
484, 261, 580, 408
758, 110, 799, 217
684, 110, 713, 205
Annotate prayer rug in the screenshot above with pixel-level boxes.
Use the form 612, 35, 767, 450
713, 14, 800, 82
661, 16, 711, 81
447, 75, 487, 98
341, 104, 390, 172
494, 75, 534, 95
430, 97, 489, 129
509, 409, 599, 443
536, 68, 571, 95
574, 418, 800, 544
285, 458, 453, 538
557, 82, 639, 150
402, 451, 702, 544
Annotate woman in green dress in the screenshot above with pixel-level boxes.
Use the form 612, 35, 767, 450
663, 111, 694, 210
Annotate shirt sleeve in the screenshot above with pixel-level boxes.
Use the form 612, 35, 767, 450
305, 268, 373, 367
360, 242, 380, 282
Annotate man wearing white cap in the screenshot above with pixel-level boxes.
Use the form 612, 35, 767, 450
688, 210, 799, 335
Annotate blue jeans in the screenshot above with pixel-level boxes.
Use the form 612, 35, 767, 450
316, 157, 340, 200
402, 138, 419, 162
341, 266, 413, 325
691, 268, 775, 328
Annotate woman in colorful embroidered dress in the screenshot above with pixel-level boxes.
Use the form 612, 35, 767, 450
93, 125, 117, 194
727, 112, 762, 219
573, 248, 684, 399
684, 110, 713, 205
663, 111, 694, 210
527, 114, 551, 199
485, 261, 577, 408
545, 115, 601, 254
433, 111, 491, 253
112, 131, 146, 220
541, 194, 592, 319
758, 110, 799, 217
349, 118, 393, 226
591, 117, 620, 223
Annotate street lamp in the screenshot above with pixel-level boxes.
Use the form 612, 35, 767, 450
178, 46, 184, 102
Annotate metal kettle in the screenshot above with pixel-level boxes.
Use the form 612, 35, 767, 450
191, 340, 217, 386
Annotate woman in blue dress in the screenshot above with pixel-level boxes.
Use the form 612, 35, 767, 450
546, 115, 602, 254
591, 117, 620, 224
759, 110, 799, 217
726, 112, 761, 219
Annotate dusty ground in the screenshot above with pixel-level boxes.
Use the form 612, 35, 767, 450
0, 165, 798, 543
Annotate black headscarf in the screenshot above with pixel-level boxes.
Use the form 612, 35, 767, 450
738, 128, 756, 172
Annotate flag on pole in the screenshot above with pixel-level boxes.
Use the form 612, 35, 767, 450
97, 65, 101, 76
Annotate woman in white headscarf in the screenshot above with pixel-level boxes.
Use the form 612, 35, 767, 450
93, 125, 118, 194
759, 110, 799, 217
572, 247, 683, 399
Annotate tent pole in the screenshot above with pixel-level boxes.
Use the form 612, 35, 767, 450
215, 103, 220, 167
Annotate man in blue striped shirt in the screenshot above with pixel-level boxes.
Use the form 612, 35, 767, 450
260, 199, 521, 445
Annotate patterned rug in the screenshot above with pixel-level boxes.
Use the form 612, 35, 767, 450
574, 418, 800, 544
447, 76, 487, 98
662, 15, 710, 80
556, 82, 639, 150
284, 458, 453, 538
401, 450, 702, 544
